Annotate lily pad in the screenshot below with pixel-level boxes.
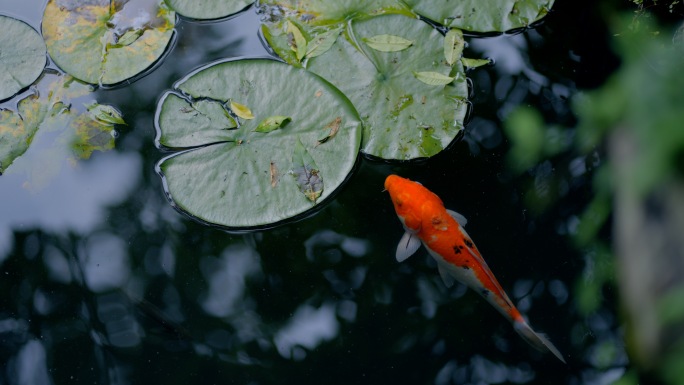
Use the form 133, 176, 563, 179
155, 58, 362, 228
403, 0, 555, 32
164, 0, 252, 20
258, 0, 412, 25
263, 14, 468, 160
42, 0, 176, 85
0, 15, 47, 101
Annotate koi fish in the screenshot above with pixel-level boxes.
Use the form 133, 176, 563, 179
384, 174, 565, 363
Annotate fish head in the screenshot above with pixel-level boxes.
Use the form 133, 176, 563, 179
384, 175, 423, 233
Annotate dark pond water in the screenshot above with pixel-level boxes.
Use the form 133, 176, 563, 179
1, 0, 627, 384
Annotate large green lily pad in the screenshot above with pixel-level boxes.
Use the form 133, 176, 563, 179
165, 0, 253, 20
42, 0, 175, 85
263, 14, 468, 160
155, 58, 362, 229
0, 15, 47, 101
404, 0, 555, 32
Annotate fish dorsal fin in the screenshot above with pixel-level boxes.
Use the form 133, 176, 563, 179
446, 209, 467, 227
396, 231, 422, 262
437, 263, 455, 288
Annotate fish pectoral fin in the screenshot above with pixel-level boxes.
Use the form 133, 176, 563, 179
446, 209, 467, 227
437, 263, 455, 288
396, 231, 422, 262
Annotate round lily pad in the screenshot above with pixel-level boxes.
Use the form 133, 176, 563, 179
155, 58, 362, 229
42, 0, 176, 85
263, 14, 468, 160
165, 0, 253, 20
0, 15, 46, 101
404, 0, 555, 32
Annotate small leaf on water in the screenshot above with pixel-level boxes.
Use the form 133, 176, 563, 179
444, 28, 464, 65
85, 101, 127, 125
317, 116, 342, 145
230, 100, 254, 120
291, 138, 323, 203
461, 57, 492, 69
363, 34, 414, 52
305, 27, 342, 59
287, 20, 307, 61
412, 71, 454, 86
255, 115, 292, 132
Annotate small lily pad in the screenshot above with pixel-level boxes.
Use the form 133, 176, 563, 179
42, 0, 176, 85
155, 58, 362, 228
363, 34, 414, 52
164, 0, 253, 20
0, 15, 47, 101
85, 102, 126, 125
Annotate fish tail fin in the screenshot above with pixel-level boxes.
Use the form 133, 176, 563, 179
513, 319, 566, 364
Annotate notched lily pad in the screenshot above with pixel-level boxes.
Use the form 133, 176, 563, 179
155, 58, 361, 228
42, 0, 176, 85
0, 15, 47, 101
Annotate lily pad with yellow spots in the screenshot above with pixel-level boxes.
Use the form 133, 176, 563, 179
41, 0, 176, 85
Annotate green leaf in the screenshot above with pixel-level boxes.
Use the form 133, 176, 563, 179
230, 100, 255, 120
363, 34, 414, 52
461, 57, 492, 69
287, 20, 308, 61
0, 15, 46, 101
264, 14, 468, 160
85, 102, 127, 125
255, 116, 292, 133
403, 0, 555, 32
42, 0, 175, 85
164, 0, 253, 20
305, 27, 343, 59
444, 28, 464, 65
412, 71, 455, 86
155, 59, 362, 228
291, 138, 323, 203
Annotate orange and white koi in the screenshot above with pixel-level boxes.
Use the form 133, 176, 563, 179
384, 174, 565, 363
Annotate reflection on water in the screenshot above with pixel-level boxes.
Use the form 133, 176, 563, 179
0, 1, 629, 384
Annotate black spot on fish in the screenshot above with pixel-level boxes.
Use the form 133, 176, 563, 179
464, 238, 474, 248
461, 265, 470, 270
453, 245, 461, 254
